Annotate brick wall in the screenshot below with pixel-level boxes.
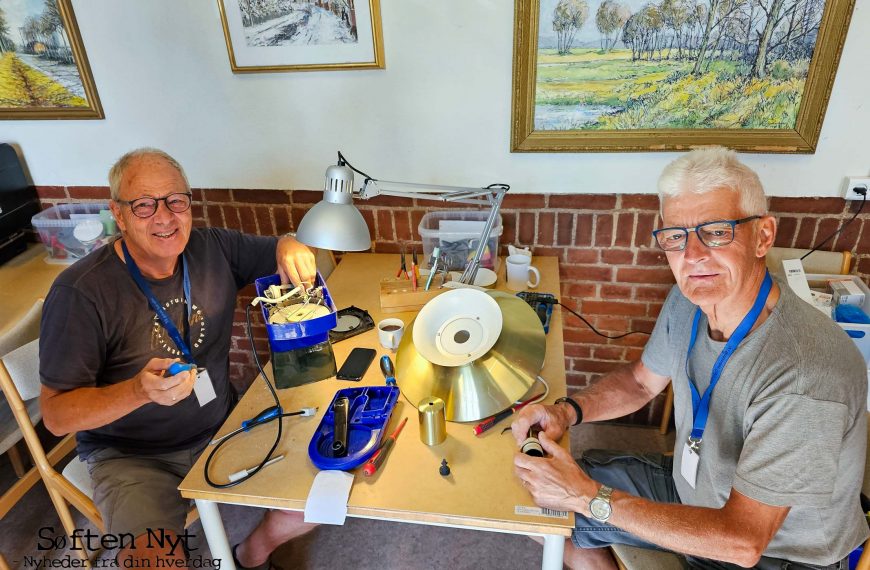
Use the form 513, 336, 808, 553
37, 186, 870, 426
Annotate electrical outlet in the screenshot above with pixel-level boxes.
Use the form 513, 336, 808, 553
844, 177, 870, 201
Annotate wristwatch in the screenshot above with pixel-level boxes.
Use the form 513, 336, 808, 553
589, 485, 613, 522
554, 396, 583, 426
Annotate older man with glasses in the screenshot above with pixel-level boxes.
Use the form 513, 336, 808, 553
39, 148, 319, 568
512, 147, 867, 570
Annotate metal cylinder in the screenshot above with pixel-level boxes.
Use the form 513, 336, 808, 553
418, 396, 446, 446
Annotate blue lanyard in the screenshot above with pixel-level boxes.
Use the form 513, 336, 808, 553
685, 271, 772, 449
121, 241, 195, 365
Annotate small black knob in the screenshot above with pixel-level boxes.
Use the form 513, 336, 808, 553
439, 458, 451, 476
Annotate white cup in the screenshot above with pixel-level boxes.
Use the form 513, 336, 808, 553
506, 254, 541, 291
377, 318, 405, 351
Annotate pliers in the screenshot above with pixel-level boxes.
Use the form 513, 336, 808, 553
396, 251, 409, 279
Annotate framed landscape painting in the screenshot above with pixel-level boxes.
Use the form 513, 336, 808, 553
218, 0, 385, 73
511, 0, 855, 153
0, 0, 102, 119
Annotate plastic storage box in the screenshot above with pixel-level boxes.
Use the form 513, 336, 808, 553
418, 210, 503, 272
31, 203, 117, 263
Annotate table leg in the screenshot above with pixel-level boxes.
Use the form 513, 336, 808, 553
195, 499, 235, 570
542, 534, 565, 570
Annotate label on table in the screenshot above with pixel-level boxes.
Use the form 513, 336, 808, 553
514, 505, 569, 519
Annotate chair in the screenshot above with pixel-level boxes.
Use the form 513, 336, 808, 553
0, 301, 198, 566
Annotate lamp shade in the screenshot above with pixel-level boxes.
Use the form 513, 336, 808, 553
296, 163, 372, 251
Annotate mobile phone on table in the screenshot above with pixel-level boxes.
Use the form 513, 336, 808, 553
336, 348, 377, 381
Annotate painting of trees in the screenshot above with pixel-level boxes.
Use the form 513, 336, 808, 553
553, 0, 590, 54
597, 0, 631, 51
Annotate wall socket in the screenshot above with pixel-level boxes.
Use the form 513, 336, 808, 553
844, 177, 870, 200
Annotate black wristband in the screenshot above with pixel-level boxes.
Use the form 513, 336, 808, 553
554, 396, 583, 426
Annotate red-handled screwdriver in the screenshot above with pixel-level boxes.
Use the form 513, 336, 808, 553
362, 417, 408, 477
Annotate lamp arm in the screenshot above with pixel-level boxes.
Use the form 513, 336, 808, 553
459, 188, 507, 284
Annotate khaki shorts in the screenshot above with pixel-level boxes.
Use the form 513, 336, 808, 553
86, 442, 206, 539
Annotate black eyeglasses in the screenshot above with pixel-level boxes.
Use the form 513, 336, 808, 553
652, 216, 762, 251
117, 192, 192, 219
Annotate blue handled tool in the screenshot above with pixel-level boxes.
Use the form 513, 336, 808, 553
380, 355, 397, 386
167, 362, 195, 376
210, 405, 284, 445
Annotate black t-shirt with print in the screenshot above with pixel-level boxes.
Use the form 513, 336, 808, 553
39, 228, 279, 459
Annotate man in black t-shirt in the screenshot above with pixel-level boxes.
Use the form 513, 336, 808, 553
39, 148, 321, 568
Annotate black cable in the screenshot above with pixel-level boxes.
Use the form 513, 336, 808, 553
800, 191, 866, 261
337, 151, 374, 182
203, 303, 284, 488
559, 302, 650, 340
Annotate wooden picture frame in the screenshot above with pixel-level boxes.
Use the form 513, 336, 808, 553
0, 0, 102, 120
511, 0, 855, 153
217, 0, 385, 73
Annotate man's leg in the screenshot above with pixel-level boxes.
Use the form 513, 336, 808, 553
86, 447, 194, 564
564, 450, 681, 570
234, 510, 317, 567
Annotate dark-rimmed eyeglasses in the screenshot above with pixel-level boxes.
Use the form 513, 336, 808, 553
117, 192, 192, 219
652, 216, 761, 251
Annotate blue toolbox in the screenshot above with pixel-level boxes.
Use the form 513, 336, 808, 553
308, 386, 400, 471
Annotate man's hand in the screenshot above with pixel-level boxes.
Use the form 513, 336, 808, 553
133, 358, 196, 406
511, 402, 574, 445
513, 432, 597, 515
276, 236, 317, 287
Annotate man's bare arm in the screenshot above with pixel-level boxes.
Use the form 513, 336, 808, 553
572, 360, 670, 423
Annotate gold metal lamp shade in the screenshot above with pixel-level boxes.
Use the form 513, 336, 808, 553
395, 290, 546, 422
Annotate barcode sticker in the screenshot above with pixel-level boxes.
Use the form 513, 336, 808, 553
515, 505, 570, 519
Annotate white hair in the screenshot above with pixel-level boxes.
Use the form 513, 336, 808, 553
657, 147, 767, 217
108, 147, 190, 200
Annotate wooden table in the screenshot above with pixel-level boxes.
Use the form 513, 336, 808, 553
0, 244, 66, 337
179, 254, 573, 569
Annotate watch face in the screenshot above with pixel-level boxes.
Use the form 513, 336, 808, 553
590, 498, 612, 521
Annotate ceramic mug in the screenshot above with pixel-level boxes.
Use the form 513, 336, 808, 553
377, 318, 405, 351
506, 254, 541, 291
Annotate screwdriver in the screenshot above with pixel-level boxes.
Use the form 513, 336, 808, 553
167, 362, 195, 376
209, 405, 283, 445
380, 355, 397, 386
362, 417, 408, 477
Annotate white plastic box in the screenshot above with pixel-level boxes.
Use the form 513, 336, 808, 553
417, 210, 503, 272
31, 203, 118, 263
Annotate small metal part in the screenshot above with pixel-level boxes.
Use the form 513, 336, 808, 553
439, 458, 451, 476
520, 428, 544, 457
331, 396, 350, 457
418, 396, 446, 446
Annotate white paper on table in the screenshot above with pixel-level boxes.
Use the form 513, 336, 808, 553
303, 470, 355, 525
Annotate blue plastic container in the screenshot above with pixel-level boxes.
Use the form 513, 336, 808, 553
308, 386, 400, 471
254, 273, 338, 350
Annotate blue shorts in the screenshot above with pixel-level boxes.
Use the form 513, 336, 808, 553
573, 450, 848, 570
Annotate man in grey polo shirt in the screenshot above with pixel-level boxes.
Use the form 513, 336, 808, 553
513, 147, 867, 569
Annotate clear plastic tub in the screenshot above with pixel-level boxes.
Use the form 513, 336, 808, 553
417, 210, 502, 272
31, 203, 117, 263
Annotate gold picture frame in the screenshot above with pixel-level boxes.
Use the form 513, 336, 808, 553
0, 0, 102, 120
511, 0, 855, 153
217, 0, 385, 73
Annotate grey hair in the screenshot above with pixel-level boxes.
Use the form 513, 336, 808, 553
657, 147, 767, 217
108, 148, 190, 200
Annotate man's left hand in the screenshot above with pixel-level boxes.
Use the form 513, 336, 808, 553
513, 432, 597, 516
276, 236, 317, 287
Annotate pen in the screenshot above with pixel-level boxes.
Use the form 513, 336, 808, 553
228, 454, 284, 483
362, 417, 408, 477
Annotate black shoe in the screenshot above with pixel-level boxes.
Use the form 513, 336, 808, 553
232, 544, 272, 570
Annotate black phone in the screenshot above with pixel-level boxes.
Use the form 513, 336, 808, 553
336, 348, 377, 381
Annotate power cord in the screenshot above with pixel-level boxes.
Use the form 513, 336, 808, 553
558, 301, 651, 340
800, 186, 866, 261
203, 303, 311, 488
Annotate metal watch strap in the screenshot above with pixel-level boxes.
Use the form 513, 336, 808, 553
554, 396, 583, 426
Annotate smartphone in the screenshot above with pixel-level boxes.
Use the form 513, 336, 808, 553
336, 348, 377, 381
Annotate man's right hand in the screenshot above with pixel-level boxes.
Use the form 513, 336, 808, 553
133, 358, 196, 406
511, 402, 574, 445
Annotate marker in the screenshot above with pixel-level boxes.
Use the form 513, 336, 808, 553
362, 417, 408, 477
228, 454, 285, 483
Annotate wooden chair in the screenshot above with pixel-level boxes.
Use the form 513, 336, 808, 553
0, 302, 197, 567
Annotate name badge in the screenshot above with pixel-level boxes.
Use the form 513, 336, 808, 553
680, 442, 699, 489
193, 369, 216, 407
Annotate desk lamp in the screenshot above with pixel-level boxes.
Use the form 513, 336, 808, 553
296, 153, 509, 284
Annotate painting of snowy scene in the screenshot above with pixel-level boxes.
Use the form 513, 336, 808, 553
511, 0, 853, 152
219, 0, 384, 72
0, 0, 102, 118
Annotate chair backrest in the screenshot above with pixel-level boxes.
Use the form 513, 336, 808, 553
315, 248, 338, 280
766, 247, 851, 277
0, 299, 42, 358
2, 339, 40, 401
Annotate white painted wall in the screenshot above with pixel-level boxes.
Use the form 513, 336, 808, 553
3, 0, 869, 197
